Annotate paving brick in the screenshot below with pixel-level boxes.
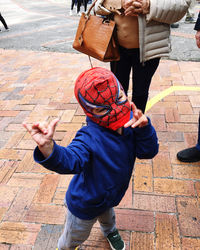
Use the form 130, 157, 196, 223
153, 152, 172, 178
167, 123, 198, 132
184, 132, 199, 147
10, 244, 33, 250
0, 185, 19, 209
130, 232, 154, 250
155, 213, 181, 249
0, 111, 19, 117
181, 237, 200, 250
177, 102, 193, 114
4, 132, 24, 149
57, 123, 82, 132
165, 107, 180, 122
16, 151, 35, 173
16, 139, 36, 150
33, 174, 59, 204
176, 197, 200, 237
0, 244, 10, 250
60, 110, 76, 122
115, 209, 154, 232
34, 224, 63, 250
179, 114, 199, 123
118, 177, 133, 208
0, 161, 17, 184
195, 181, 200, 198
5, 124, 25, 132
134, 163, 153, 192
7, 173, 43, 188
157, 131, 184, 142
173, 165, 200, 180
150, 114, 167, 131
23, 204, 65, 224
53, 188, 66, 205
154, 178, 196, 196
0, 221, 41, 245
0, 208, 7, 221
133, 193, 176, 213
57, 174, 73, 188
60, 131, 77, 146
3, 187, 37, 222
0, 149, 21, 160
72, 115, 87, 123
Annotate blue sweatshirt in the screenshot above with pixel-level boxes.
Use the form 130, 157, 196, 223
34, 115, 159, 220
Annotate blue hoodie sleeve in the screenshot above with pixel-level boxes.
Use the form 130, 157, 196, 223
133, 117, 159, 159
34, 129, 91, 174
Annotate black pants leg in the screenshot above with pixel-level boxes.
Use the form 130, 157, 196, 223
111, 47, 160, 113
71, 0, 76, 10
0, 13, 8, 29
77, 0, 82, 13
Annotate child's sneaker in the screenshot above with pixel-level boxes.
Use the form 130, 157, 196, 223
107, 230, 125, 250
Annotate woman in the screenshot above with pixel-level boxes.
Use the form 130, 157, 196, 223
95, 0, 191, 112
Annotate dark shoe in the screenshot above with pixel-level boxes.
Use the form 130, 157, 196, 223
185, 16, 196, 23
177, 147, 200, 162
107, 230, 125, 250
171, 23, 179, 28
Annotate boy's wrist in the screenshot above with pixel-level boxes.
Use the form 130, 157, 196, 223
38, 139, 54, 159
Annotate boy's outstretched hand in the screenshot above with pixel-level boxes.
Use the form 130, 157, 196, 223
22, 118, 59, 158
124, 102, 148, 128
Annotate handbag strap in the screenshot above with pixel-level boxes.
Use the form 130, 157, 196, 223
85, 0, 98, 17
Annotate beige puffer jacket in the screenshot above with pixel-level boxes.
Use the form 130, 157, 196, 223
100, 0, 191, 63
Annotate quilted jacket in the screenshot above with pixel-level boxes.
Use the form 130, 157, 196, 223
100, 0, 191, 62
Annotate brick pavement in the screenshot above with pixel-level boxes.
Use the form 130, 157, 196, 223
0, 48, 200, 250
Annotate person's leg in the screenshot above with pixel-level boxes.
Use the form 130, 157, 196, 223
83, 0, 88, 12
58, 208, 97, 250
98, 208, 116, 236
77, 0, 82, 14
110, 46, 132, 96
0, 13, 9, 30
196, 114, 200, 150
71, 0, 75, 10
185, 0, 197, 23
131, 50, 160, 113
98, 208, 125, 250
177, 113, 200, 162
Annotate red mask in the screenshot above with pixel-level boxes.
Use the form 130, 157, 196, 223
74, 67, 131, 130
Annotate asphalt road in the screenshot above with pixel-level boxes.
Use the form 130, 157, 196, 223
0, 0, 200, 61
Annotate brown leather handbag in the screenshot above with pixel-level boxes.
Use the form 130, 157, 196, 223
72, 0, 120, 62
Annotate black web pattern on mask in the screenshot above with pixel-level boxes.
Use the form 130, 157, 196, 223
82, 78, 129, 126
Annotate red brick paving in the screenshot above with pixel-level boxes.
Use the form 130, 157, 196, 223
0, 48, 200, 249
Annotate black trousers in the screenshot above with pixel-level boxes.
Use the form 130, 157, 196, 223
0, 13, 8, 29
71, 0, 88, 12
111, 47, 160, 113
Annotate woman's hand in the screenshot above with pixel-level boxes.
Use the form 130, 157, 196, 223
124, 102, 148, 128
23, 118, 59, 158
123, 0, 150, 16
94, 0, 111, 16
195, 30, 200, 49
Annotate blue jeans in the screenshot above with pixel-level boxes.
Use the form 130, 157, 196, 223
58, 207, 116, 250
111, 47, 160, 113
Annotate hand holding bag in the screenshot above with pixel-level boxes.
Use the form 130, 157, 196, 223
72, 0, 120, 62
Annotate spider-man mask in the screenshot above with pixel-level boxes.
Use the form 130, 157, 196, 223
74, 67, 131, 131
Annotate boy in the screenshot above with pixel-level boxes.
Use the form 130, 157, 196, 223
23, 67, 159, 250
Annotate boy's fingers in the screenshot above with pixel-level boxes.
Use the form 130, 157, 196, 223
131, 102, 137, 111
49, 118, 59, 133
22, 122, 31, 133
